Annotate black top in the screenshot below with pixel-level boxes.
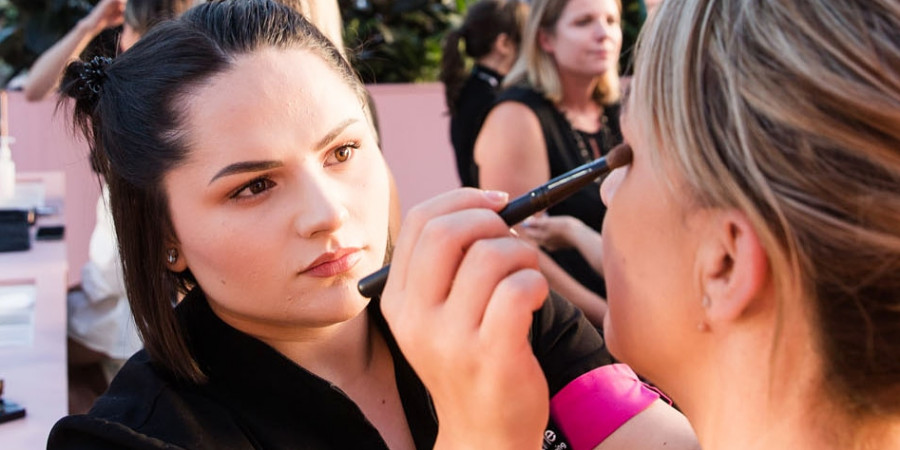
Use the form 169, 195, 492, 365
491, 86, 622, 299
48, 288, 611, 449
449, 64, 503, 188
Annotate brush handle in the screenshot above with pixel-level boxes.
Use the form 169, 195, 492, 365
358, 155, 613, 298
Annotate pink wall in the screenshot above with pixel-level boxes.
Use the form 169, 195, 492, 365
4, 83, 460, 286
368, 83, 460, 213
4, 91, 99, 286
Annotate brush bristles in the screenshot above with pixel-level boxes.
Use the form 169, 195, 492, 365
605, 143, 633, 170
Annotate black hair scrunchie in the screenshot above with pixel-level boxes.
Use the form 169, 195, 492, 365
78, 56, 113, 98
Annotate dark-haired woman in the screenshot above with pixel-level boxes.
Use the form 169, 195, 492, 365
47, 1, 697, 448
440, 0, 528, 188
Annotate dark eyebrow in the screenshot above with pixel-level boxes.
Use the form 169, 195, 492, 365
207, 119, 358, 185
315, 118, 358, 150
208, 160, 283, 185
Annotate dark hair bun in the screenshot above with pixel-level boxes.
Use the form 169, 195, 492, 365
61, 55, 113, 104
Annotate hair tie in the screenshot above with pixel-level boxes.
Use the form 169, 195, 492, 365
78, 56, 113, 97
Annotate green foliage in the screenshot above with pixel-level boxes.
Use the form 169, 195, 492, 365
619, 0, 646, 75
340, 0, 464, 84
1, 0, 647, 86
341, 0, 646, 84
0, 0, 97, 86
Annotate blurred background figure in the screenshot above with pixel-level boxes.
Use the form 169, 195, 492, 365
474, 0, 624, 327
440, 0, 529, 188
22, 0, 195, 414
21, 0, 125, 102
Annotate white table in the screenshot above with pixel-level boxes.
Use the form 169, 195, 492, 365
0, 172, 68, 449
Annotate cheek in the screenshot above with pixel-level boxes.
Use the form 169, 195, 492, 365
601, 182, 685, 372
168, 188, 278, 294
355, 157, 392, 251
602, 224, 657, 364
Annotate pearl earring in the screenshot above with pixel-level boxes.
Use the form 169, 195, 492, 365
702, 295, 711, 309
167, 248, 178, 265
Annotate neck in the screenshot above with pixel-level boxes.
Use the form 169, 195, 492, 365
671, 310, 895, 450
261, 309, 379, 386
557, 69, 599, 112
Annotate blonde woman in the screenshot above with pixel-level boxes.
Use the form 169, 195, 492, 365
474, 0, 623, 327
385, 0, 900, 448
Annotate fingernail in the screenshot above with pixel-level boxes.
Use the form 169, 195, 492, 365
483, 190, 508, 204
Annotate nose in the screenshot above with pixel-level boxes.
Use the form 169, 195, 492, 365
600, 166, 626, 206
293, 173, 349, 239
594, 21, 610, 40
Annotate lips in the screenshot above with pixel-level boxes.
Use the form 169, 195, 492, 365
300, 248, 362, 277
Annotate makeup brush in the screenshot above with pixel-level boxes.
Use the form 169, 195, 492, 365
358, 143, 632, 298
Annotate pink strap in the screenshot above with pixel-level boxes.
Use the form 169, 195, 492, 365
549, 364, 659, 450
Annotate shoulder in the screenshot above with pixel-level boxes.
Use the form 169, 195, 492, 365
48, 351, 250, 449
482, 86, 547, 133
497, 85, 550, 107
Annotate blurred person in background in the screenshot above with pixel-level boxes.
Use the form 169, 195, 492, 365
475, 0, 624, 327
440, 0, 529, 188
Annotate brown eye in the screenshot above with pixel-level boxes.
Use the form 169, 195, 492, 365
231, 177, 275, 199
247, 178, 271, 194
335, 146, 353, 162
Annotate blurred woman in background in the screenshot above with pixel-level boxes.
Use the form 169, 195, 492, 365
440, 0, 529, 188
475, 0, 624, 326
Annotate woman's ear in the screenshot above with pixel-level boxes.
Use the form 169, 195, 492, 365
493, 32, 514, 57
698, 210, 770, 324
538, 28, 555, 54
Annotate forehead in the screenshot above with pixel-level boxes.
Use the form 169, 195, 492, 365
559, 0, 620, 16
179, 47, 365, 156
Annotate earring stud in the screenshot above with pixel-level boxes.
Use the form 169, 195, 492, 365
167, 248, 178, 265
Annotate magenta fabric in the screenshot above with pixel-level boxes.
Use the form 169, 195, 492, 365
549, 363, 659, 450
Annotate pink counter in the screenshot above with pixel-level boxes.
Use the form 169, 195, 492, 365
0, 172, 68, 449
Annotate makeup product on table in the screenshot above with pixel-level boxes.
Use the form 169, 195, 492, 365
358, 143, 633, 298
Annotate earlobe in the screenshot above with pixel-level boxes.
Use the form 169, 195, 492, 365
700, 211, 770, 324
538, 29, 554, 54
166, 244, 188, 273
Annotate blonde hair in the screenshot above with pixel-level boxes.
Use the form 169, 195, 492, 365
632, 0, 900, 417
504, 0, 622, 105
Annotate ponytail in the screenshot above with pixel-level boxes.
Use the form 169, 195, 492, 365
440, 28, 467, 114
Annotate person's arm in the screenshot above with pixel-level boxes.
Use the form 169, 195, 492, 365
595, 400, 699, 450
538, 251, 607, 325
523, 214, 605, 276
476, 104, 608, 326
533, 293, 699, 450
23, 0, 125, 102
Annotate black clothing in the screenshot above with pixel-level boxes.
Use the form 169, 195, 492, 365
48, 287, 610, 449
493, 86, 622, 298
449, 64, 503, 188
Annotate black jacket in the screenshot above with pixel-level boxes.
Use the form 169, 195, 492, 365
48, 288, 610, 449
